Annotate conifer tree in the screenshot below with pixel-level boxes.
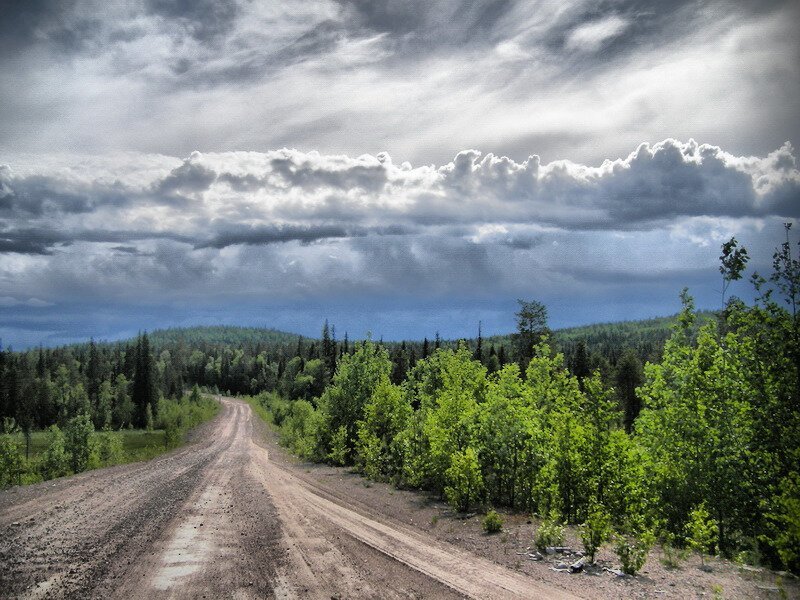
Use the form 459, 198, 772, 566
132, 333, 157, 428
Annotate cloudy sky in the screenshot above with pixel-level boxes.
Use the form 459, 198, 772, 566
1, 0, 798, 348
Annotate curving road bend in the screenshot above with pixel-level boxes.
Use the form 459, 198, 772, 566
0, 397, 580, 599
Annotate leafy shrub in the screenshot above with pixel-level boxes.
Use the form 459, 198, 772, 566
764, 472, 800, 574
483, 510, 503, 533
164, 420, 182, 448
580, 505, 612, 562
660, 533, 685, 569
40, 425, 70, 479
94, 429, 124, 466
444, 447, 484, 512
686, 503, 718, 566
535, 513, 565, 551
65, 413, 95, 473
328, 425, 349, 466
614, 530, 655, 575
0, 418, 24, 488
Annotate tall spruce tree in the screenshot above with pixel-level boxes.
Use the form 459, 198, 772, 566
615, 349, 643, 433
132, 333, 157, 428
514, 299, 549, 369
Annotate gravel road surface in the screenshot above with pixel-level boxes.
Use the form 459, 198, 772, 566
0, 397, 580, 599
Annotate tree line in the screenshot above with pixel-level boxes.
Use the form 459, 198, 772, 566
1, 312, 660, 441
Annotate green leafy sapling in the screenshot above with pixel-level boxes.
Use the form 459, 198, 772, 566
686, 502, 719, 568
580, 504, 612, 563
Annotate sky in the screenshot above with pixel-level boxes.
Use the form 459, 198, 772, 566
1, 0, 798, 348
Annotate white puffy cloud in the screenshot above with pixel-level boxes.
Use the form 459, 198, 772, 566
565, 15, 630, 52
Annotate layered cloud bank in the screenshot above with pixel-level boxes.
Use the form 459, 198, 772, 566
2, 139, 797, 257
0, 139, 797, 348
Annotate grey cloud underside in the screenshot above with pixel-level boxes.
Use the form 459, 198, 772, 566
0, 0, 796, 173
3, 0, 794, 88
1, 139, 797, 256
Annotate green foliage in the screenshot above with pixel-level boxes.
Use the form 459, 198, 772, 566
0, 418, 24, 488
163, 420, 181, 448
764, 472, 800, 573
483, 509, 503, 533
328, 425, 349, 466
157, 394, 219, 449
686, 503, 718, 564
145, 403, 154, 432
113, 374, 134, 428
514, 299, 549, 366
660, 533, 685, 569
580, 504, 612, 562
316, 340, 393, 465
445, 447, 484, 512
420, 345, 486, 493
475, 364, 543, 512
189, 385, 202, 403
40, 424, 70, 479
356, 377, 411, 481
535, 513, 565, 551
614, 530, 655, 575
636, 314, 759, 552
94, 428, 124, 466
282, 399, 323, 459
64, 413, 94, 473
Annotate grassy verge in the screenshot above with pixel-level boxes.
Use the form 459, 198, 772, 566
0, 391, 219, 488
243, 393, 277, 429
2, 430, 169, 462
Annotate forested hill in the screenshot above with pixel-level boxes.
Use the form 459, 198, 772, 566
0, 312, 695, 439
148, 326, 304, 350
144, 311, 712, 364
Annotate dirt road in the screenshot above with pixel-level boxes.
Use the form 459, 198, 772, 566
0, 397, 580, 599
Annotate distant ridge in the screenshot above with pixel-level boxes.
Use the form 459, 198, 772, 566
43, 311, 716, 360
147, 325, 305, 348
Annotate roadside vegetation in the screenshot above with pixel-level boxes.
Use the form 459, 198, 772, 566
0, 386, 218, 487
245, 227, 800, 577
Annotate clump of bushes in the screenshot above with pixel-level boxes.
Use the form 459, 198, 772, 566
614, 530, 655, 575
483, 509, 503, 533
535, 513, 565, 551
580, 505, 612, 562
444, 447, 484, 513
686, 502, 718, 568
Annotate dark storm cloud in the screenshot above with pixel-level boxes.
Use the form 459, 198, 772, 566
0, 226, 195, 255
197, 223, 355, 249
197, 222, 412, 249
0, 175, 126, 217
0, 228, 64, 255
145, 0, 239, 43
0, 0, 85, 56
337, 0, 513, 48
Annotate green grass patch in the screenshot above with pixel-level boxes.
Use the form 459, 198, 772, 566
1, 391, 220, 488
1, 429, 168, 461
